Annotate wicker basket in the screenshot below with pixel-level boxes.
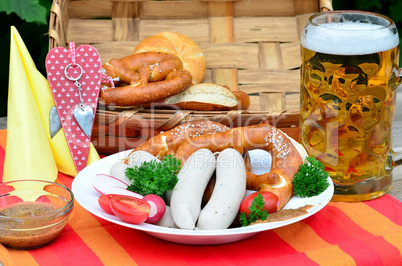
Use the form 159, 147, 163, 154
48, 0, 332, 154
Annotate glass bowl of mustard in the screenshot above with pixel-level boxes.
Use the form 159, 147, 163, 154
0, 180, 74, 249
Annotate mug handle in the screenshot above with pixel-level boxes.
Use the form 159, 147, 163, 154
391, 147, 402, 168
390, 69, 402, 168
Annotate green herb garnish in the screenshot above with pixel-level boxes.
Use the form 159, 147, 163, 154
239, 193, 269, 227
125, 155, 181, 199
292, 157, 330, 198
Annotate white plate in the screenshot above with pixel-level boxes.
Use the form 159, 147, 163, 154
72, 149, 334, 245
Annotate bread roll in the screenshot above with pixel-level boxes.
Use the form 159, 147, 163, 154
133, 32, 206, 84
163, 83, 237, 111
231, 91, 251, 110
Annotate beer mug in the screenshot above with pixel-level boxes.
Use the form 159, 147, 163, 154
300, 11, 402, 201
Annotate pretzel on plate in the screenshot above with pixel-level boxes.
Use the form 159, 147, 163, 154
124, 121, 230, 162
175, 122, 303, 210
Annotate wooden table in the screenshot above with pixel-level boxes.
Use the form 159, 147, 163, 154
1, 89, 401, 201
1, 93, 402, 265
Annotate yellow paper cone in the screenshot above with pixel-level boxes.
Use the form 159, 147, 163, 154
3, 27, 58, 182
4, 27, 100, 179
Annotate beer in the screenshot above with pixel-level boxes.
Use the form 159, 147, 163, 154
300, 12, 400, 201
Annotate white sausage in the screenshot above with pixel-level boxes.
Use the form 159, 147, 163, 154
128, 150, 160, 168
109, 163, 130, 184
156, 206, 178, 228
170, 149, 216, 230
197, 148, 246, 230
165, 190, 173, 206
109, 151, 160, 184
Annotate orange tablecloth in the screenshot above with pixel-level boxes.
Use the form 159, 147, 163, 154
1, 129, 402, 265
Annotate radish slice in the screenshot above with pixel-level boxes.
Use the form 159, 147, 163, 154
93, 174, 129, 195
143, 194, 166, 224
105, 186, 143, 199
109, 163, 131, 184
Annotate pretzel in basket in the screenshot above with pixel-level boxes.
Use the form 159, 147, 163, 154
100, 52, 193, 106
175, 122, 304, 210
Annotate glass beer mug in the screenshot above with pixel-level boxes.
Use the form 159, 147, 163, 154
300, 11, 402, 201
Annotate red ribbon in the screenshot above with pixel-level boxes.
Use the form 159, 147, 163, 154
69, 42, 76, 67
101, 71, 116, 88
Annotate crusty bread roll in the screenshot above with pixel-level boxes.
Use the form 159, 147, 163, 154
133, 32, 206, 84
231, 91, 251, 110
143, 83, 251, 111
164, 83, 237, 111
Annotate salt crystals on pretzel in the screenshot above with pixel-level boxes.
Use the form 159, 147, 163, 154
125, 121, 230, 160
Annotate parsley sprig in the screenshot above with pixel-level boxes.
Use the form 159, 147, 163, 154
125, 155, 181, 199
292, 157, 330, 198
239, 193, 269, 227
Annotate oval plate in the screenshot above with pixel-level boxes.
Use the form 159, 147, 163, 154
72, 150, 334, 245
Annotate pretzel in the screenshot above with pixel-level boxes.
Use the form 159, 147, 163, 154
124, 121, 230, 162
175, 122, 303, 210
100, 69, 192, 106
103, 52, 183, 85
100, 52, 193, 106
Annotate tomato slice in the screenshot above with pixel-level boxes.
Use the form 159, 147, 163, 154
110, 196, 150, 224
98, 194, 120, 215
240, 191, 279, 214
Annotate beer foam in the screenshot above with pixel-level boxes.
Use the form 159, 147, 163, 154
301, 22, 399, 55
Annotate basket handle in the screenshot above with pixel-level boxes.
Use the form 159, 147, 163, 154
48, 0, 65, 50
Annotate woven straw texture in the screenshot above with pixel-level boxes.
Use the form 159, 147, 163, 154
48, 0, 332, 154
